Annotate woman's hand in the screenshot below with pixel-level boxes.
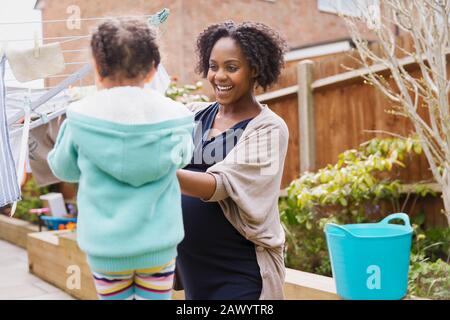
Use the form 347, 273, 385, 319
176, 169, 217, 200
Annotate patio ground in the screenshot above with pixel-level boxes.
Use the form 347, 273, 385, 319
0, 239, 74, 300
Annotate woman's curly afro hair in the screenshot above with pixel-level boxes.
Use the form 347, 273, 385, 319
196, 20, 288, 91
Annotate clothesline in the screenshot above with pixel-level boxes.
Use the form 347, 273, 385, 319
4, 61, 92, 81
7, 85, 73, 91
3, 8, 167, 111
7, 63, 93, 124
4, 73, 90, 81
6, 61, 88, 69
2, 49, 89, 58
0, 8, 171, 212
62, 49, 89, 53
0, 34, 91, 43
5, 84, 90, 92
6, 84, 74, 91
0, 11, 168, 43
0, 14, 156, 26
9, 106, 68, 136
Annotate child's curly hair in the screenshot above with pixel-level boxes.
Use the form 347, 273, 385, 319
196, 21, 288, 91
90, 18, 160, 81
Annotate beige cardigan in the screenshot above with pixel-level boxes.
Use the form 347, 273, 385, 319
176, 102, 289, 300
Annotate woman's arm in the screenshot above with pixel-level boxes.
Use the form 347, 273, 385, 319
176, 169, 216, 200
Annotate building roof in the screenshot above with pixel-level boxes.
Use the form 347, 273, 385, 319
34, 0, 44, 10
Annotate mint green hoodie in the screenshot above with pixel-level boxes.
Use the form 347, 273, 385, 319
48, 87, 194, 272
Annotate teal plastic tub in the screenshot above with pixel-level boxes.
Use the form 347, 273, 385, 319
324, 213, 413, 300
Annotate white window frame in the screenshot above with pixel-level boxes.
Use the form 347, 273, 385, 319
318, 0, 379, 18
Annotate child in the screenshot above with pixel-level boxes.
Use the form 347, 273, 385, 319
48, 18, 194, 300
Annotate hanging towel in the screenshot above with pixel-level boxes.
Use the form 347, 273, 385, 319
5, 42, 65, 83
28, 115, 66, 187
0, 55, 21, 207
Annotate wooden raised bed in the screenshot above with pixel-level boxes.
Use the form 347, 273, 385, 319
0, 215, 42, 249
27, 230, 98, 300
27, 230, 339, 300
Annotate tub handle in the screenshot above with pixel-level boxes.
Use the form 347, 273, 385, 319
325, 223, 357, 238
380, 213, 411, 228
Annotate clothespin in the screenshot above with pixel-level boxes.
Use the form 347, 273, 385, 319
22, 88, 48, 124
36, 111, 49, 124
29, 93, 50, 125
33, 31, 40, 58
148, 8, 170, 27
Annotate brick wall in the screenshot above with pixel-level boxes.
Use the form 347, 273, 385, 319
37, 0, 375, 87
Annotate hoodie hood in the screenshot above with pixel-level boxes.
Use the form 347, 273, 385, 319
66, 87, 194, 187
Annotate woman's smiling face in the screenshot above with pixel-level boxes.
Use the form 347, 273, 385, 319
207, 37, 255, 106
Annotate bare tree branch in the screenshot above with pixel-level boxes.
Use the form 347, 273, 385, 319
343, 0, 450, 224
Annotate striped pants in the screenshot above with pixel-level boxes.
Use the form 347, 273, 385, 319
91, 259, 176, 300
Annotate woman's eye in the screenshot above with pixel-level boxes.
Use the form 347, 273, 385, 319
227, 66, 238, 72
209, 64, 218, 71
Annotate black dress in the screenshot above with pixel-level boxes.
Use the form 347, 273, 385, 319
176, 102, 262, 300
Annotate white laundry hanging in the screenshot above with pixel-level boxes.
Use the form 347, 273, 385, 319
8, 98, 31, 216
5, 63, 92, 216
7, 63, 92, 127
0, 54, 21, 208
5, 42, 65, 83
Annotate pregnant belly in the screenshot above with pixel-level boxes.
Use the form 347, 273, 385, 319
179, 194, 255, 258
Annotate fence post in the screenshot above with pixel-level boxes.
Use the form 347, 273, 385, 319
298, 60, 316, 173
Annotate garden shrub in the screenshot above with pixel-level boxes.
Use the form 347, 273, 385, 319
165, 81, 209, 104
12, 177, 49, 223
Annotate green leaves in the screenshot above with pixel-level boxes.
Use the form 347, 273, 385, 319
14, 177, 49, 224
408, 254, 450, 300
285, 136, 420, 213
414, 184, 437, 197
338, 197, 348, 206
413, 142, 423, 154
165, 81, 209, 104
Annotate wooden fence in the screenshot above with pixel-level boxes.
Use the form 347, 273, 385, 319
258, 39, 448, 227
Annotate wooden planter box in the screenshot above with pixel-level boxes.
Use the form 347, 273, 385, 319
27, 231, 186, 300
26, 230, 339, 300
0, 215, 42, 249
27, 230, 98, 300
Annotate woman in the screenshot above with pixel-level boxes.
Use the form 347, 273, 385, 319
175, 20, 289, 300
